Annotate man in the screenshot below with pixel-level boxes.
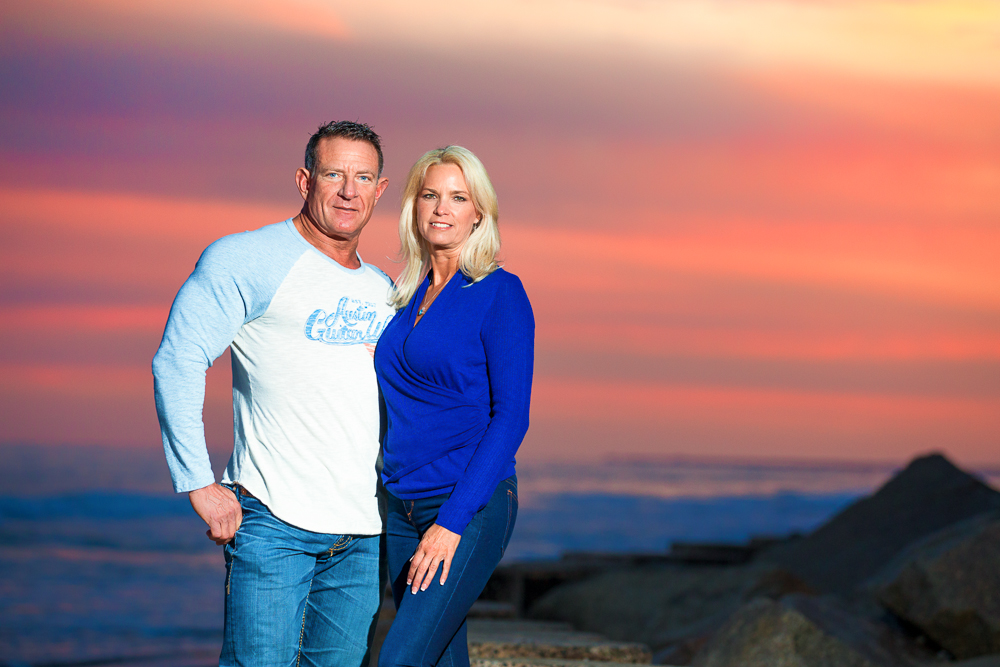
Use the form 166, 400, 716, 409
153, 121, 394, 667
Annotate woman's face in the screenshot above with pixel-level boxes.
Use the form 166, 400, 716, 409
416, 163, 480, 254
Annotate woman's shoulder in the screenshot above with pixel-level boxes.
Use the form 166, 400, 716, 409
465, 267, 527, 301
478, 269, 533, 321
477, 267, 524, 289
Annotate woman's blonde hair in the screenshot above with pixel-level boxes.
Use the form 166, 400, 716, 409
389, 146, 500, 309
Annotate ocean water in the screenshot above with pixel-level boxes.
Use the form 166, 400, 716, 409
2, 451, 997, 667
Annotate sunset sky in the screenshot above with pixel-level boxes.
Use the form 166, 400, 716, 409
1, 0, 998, 468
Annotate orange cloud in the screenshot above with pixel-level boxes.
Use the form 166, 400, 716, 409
0, 306, 166, 333
526, 377, 1000, 464
505, 222, 1000, 311
536, 321, 1000, 363
4, 0, 348, 44
534, 377, 998, 424
0, 363, 149, 396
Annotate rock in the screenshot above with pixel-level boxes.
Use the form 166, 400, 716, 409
691, 597, 889, 667
469, 600, 519, 619
781, 594, 941, 666
473, 659, 649, 667
950, 656, 1000, 667
528, 563, 813, 654
652, 637, 709, 666
467, 619, 652, 664
875, 512, 1000, 659
762, 453, 1000, 594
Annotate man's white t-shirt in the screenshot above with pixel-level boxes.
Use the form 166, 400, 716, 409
153, 219, 395, 534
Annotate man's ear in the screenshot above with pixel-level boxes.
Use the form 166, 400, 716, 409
295, 168, 312, 201
374, 177, 389, 203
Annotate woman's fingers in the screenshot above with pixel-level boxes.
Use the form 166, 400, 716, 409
439, 550, 453, 586
406, 548, 424, 587
409, 550, 435, 593
418, 558, 439, 592
408, 523, 461, 593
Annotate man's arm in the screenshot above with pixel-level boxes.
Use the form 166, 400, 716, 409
153, 236, 254, 540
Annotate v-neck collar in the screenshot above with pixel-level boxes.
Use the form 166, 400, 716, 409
410, 271, 464, 329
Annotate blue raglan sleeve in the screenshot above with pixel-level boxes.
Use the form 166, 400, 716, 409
152, 230, 293, 493
435, 274, 534, 533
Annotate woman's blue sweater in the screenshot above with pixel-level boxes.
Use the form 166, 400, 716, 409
374, 268, 534, 534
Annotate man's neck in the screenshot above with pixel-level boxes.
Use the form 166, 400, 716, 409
292, 213, 362, 270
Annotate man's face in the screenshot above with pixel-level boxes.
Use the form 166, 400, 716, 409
296, 137, 389, 241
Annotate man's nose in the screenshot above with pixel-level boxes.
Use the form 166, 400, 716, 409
339, 177, 357, 199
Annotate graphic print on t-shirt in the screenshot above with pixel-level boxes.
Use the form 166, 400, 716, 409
304, 296, 394, 346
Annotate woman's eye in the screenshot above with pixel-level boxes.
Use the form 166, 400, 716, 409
454, 196, 466, 202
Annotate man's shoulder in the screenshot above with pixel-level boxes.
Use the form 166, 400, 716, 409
201, 219, 299, 263
195, 221, 310, 286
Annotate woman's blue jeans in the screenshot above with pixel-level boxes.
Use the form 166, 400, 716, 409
220, 488, 383, 667
378, 477, 518, 667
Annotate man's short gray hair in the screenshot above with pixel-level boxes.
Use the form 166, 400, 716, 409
304, 121, 384, 176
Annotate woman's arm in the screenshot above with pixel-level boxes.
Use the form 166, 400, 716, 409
436, 274, 535, 534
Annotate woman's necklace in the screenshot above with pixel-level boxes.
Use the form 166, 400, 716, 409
417, 280, 446, 317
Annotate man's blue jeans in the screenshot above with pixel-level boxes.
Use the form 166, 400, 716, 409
378, 477, 518, 667
220, 487, 382, 667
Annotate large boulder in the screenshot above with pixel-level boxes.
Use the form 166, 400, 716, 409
467, 619, 652, 663
691, 596, 914, 667
875, 512, 1000, 659
691, 598, 874, 667
950, 657, 1000, 667
528, 563, 813, 655
762, 453, 1000, 594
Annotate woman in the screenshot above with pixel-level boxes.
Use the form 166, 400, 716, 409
374, 146, 534, 667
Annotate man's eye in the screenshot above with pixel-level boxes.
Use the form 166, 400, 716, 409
359, 175, 371, 182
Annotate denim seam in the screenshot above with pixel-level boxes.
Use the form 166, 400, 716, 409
296, 574, 316, 667
418, 515, 484, 667
405, 500, 415, 523
225, 492, 244, 596
330, 535, 352, 552
501, 490, 514, 559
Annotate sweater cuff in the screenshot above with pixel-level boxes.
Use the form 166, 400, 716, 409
171, 469, 218, 494
435, 501, 474, 535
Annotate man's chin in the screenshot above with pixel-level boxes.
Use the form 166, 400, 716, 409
312, 214, 364, 237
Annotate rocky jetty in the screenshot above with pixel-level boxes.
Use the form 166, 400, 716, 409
468, 619, 652, 663
691, 597, 881, 667
875, 512, 1000, 659
529, 562, 813, 654
762, 454, 1000, 594
370, 597, 652, 667
517, 452, 1000, 666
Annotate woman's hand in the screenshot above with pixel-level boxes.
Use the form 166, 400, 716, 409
408, 523, 461, 594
